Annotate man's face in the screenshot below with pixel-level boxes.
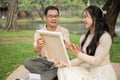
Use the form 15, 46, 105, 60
44, 10, 59, 27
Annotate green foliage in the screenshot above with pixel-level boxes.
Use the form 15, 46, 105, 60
17, 0, 109, 19
18, 0, 51, 11
82, 0, 107, 6
0, 0, 8, 5
17, 0, 86, 17
16, 0, 108, 18
0, 0, 107, 12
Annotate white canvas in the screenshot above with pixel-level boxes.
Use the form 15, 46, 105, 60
36, 30, 71, 67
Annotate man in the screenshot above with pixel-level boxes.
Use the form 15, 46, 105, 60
24, 6, 70, 80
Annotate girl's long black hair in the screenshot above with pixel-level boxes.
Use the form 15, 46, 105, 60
81, 5, 109, 56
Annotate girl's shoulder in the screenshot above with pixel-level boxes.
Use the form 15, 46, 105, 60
101, 31, 111, 38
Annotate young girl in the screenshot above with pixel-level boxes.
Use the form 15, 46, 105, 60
54, 5, 117, 80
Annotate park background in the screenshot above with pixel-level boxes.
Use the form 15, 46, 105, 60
0, 0, 120, 80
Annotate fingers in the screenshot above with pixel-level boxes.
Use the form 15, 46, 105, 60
71, 43, 76, 49
54, 59, 65, 68
37, 38, 45, 47
65, 42, 70, 49
76, 45, 80, 50
67, 43, 81, 56
54, 59, 61, 67
69, 43, 77, 50
71, 43, 80, 50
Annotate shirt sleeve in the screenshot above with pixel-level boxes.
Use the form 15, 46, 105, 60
63, 29, 70, 43
33, 32, 45, 57
33, 32, 41, 47
77, 32, 112, 66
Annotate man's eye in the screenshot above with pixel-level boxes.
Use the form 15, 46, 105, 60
47, 15, 59, 18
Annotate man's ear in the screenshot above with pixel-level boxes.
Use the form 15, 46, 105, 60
43, 15, 46, 21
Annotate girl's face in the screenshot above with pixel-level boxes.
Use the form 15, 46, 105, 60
83, 11, 94, 30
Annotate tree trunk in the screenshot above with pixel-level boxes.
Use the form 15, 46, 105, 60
103, 0, 120, 39
4, 0, 18, 31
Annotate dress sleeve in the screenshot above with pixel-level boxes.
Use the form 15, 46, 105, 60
71, 34, 86, 66
77, 32, 112, 66
71, 58, 84, 66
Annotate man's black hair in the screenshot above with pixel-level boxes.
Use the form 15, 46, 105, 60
44, 6, 59, 16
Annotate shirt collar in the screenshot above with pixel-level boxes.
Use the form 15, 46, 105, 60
44, 24, 59, 32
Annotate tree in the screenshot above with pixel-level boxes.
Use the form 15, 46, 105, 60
29, 0, 45, 20
4, 0, 18, 31
103, 0, 120, 39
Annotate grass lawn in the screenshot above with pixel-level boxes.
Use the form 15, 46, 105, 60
0, 29, 120, 80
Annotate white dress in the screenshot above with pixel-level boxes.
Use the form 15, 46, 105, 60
58, 63, 116, 80
57, 32, 117, 80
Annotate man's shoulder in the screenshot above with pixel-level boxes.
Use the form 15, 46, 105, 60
40, 26, 46, 30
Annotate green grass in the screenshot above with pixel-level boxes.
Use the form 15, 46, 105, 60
110, 36, 120, 62
0, 30, 37, 80
0, 29, 120, 80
